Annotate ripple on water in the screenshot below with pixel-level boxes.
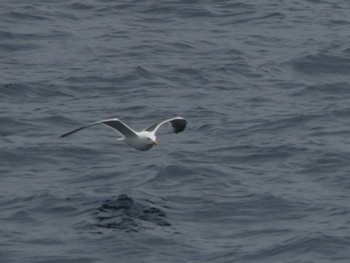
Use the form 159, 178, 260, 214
293, 53, 350, 75
89, 194, 170, 232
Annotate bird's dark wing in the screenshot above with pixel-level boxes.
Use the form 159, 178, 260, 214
60, 118, 138, 138
145, 117, 187, 134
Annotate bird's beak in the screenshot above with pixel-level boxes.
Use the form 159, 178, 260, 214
153, 140, 158, 145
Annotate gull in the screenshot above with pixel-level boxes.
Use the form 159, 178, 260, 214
60, 116, 187, 151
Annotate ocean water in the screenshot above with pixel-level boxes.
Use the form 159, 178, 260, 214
1, 0, 350, 262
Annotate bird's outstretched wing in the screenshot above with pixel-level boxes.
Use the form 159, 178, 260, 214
60, 118, 138, 138
144, 117, 187, 134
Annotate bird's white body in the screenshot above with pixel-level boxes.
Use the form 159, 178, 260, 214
60, 117, 187, 151
123, 131, 157, 151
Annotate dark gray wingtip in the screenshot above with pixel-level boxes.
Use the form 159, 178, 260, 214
170, 118, 187, 133
59, 126, 88, 138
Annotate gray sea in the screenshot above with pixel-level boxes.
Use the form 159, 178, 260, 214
1, 1, 350, 262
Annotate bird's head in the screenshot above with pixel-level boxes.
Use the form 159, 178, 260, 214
139, 132, 157, 146
147, 134, 158, 146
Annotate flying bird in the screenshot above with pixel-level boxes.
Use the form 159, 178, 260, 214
60, 117, 187, 151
